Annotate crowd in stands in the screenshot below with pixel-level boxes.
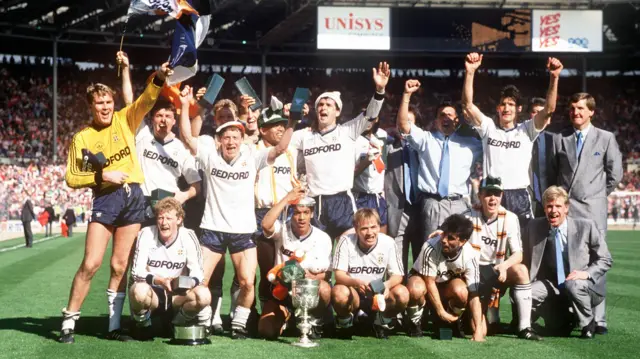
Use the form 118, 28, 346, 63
1, 57, 639, 220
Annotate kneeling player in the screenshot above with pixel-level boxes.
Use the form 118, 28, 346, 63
258, 187, 333, 340
406, 214, 485, 341
331, 208, 408, 339
469, 177, 541, 340
129, 198, 211, 340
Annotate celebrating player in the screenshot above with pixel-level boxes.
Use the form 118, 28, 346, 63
406, 214, 484, 341
60, 59, 171, 343
179, 85, 297, 339
462, 52, 563, 229
258, 187, 332, 340
331, 208, 408, 339
291, 62, 389, 240
468, 177, 541, 340
129, 198, 210, 340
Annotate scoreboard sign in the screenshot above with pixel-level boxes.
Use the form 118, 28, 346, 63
532, 10, 602, 52
317, 7, 391, 50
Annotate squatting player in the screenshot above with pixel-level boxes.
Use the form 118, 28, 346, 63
179, 85, 297, 339
60, 59, 171, 343
462, 52, 563, 229
129, 198, 210, 340
406, 214, 485, 341
290, 62, 389, 240
258, 187, 332, 340
331, 208, 408, 339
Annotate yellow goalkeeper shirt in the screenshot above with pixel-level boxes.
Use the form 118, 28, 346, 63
65, 80, 161, 192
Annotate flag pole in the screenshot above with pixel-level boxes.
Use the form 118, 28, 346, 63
118, 21, 128, 77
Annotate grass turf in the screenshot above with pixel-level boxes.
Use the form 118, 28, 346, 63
0, 231, 639, 358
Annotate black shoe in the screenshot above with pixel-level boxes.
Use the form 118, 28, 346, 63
595, 326, 608, 335
452, 319, 465, 339
335, 326, 354, 340
407, 320, 423, 338
487, 322, 501, 336
59, 329, 75, 344
131, 323, 154, 341
231, 327, 249, 340
372, 324, 389, 339
308, 325, 323, 340
209, 324, 224, 336
580, 321, 595, 339
105, 329, 134, 342
518, 327, 543, 341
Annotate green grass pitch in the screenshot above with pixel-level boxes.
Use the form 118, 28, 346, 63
0, 231, 639, 358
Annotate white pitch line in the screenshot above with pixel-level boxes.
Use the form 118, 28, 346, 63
0, 235, 62, 253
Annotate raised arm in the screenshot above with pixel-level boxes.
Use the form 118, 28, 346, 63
267, 114, 297, 164
261, 187, 305, 238
117, 51, 133, 105
124, 62, 172, 131
533, 58, 563, 130
397, 79, 420, 134
461, 52, 485, 127
178, 86, 198, 156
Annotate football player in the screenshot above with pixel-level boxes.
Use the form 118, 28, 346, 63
129, 198, 210, 340
258, 187, 332, 340
331, 208, 408, 339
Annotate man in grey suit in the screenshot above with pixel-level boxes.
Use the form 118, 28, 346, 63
21, 191, 36, 248
523, 186, 612, 339
548, 92, 623, 333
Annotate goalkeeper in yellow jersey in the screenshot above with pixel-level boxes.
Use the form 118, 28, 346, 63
59, 53, 172, 344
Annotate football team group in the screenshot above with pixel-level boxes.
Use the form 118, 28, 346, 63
57, 50, 620, 344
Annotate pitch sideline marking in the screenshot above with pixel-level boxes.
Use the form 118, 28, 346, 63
0, 235, 63, 253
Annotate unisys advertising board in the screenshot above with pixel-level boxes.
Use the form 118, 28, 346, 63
317, 6, 391, 50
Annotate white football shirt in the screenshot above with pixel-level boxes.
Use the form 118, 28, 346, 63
266, 220, 332, 272
475, 114, 540, 190
413, 236, 480, 292
332, 232, 404, 283
196, 135, 270, 233
136, 123, 201, 196
131, 226, 204, 284
467, 207, 522, 266
254, 140, 298, 209
353, 128, 387, 194
291, 97, 383, 197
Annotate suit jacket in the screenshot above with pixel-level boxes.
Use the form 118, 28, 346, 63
21, 200, 36, 222
530, 122, 567, 204
45, 206, 55, 224
523, 217, 612, 296
384, 137, 406, 238
548, 126, 623, 230
63, 209, 77, 225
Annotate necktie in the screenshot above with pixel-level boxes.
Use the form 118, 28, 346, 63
576, 131, 584, 159
437, 136, 450, 198
554, 228, 566, 287
403, 143, 417, 204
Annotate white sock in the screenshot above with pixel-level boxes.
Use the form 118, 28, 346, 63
231, 306, 251, 330
487, 307, 500, 324
107, 290, 126, 332
133, 310, 151, 326
229, 280, 241, 319
336, 313, 354, 329
197, 305, 212, 327
406, 305, 424, 325
212, 299, 223, 326
61, 308, 81, 331
513, 284, 533, 331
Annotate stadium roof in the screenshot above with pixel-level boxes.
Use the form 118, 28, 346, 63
0, 0, 639, 69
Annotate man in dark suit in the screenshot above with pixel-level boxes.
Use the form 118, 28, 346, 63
63, 207, 77, 237
523, 186, 612, 339
44, 203, 55, 237
547, 93, 623, 333
21, 191, 36, 248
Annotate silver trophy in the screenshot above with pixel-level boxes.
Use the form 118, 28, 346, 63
290, 279, 320, 348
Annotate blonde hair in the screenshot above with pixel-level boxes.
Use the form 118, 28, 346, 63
214, 99, 238, 119
153, 198, 185, 221
86, 83, 115, 104
353, 208, 381, 228
542, 186, 569, 206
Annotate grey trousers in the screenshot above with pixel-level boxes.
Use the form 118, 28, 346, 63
594, 228, 607, 327
393, 204, 422, 274
532, 279, 604, 329
419, 195, 470, 240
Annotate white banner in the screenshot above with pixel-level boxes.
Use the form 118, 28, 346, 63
317, 7, 390, 50
532, 10, 603, 52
